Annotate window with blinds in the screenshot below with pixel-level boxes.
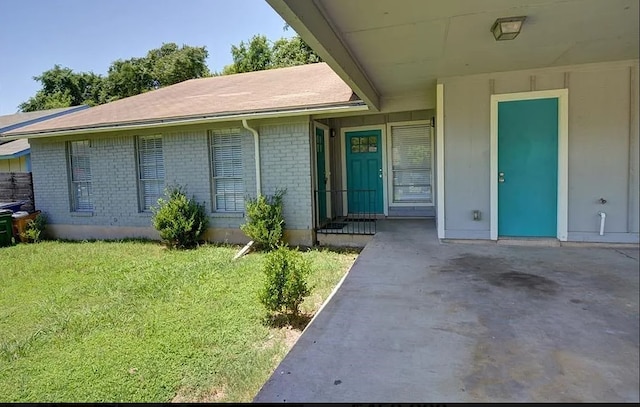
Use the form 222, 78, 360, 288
68, 140, 93, 211
390, 124, 432, 204
210, 130, 244, 212
137, 135, 165, 211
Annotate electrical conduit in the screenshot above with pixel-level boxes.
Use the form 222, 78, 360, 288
242, 119, 261, 196
598, 211, 606, 236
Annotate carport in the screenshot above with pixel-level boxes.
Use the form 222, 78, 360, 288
255, 220, 639, 402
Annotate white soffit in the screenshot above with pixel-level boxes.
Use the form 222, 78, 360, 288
279, 0, 639, 104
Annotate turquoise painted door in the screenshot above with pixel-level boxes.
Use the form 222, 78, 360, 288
498, 98, 558, 237
345, 130, 383, 214
315, 126, 328, 224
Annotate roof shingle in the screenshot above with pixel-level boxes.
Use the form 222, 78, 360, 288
5, 63, 357, 136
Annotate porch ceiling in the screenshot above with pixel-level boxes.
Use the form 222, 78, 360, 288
267, 0, 640, 111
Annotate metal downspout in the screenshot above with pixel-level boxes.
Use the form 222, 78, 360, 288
242, 119, 261, 196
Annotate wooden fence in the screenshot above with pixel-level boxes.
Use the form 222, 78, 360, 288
0, 172, 34, 212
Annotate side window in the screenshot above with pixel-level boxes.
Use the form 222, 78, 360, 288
210, 130, 244, 212
137, 135, 164, 211
68, 140, 93, 212
390, 125, 432, 204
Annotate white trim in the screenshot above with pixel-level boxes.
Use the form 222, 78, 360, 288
436, 84, 445, 240
313, 121, 332, 225
385, 120, 434, 207
340, 125, 387, 216
490, 88, 569, 241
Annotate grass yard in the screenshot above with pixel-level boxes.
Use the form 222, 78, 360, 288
0, 241, 356, 402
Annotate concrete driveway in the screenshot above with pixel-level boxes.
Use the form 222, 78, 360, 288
254, 220, 639, 403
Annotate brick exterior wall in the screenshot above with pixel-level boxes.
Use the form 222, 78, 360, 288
259, 122, 312, 231
29, 120, 312, 240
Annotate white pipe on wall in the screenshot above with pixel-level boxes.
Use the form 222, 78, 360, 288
242, 119, 261, 197
598, 211, 606, 236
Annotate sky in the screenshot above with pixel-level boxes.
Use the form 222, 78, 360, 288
0, 0, 294, 115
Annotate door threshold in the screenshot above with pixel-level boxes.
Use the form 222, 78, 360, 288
497, 238, 560, 247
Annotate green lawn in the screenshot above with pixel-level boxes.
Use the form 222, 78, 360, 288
0, 241, 356, 402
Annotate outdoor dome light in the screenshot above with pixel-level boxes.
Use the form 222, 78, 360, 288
490, 16, 526, 41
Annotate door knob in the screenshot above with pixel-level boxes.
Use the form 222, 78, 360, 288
379, 168, 383, 179
498, 172, 505, 183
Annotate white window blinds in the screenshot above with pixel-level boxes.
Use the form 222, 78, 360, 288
68, 140, 93, 211
391, 124, 432, 204
137, 135, 164, 211
210, 130, 244, 212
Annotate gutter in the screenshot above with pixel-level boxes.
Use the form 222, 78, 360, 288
1, 102, 369, 140
242, 119, 262, 196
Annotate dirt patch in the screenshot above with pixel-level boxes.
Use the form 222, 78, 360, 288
172, 383, 227, 403
258, 326, 302, 352
264, 313, 312, 330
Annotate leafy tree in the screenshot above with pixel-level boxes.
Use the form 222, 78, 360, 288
224, 35, 273, 74
103, 43, 210, 102
271, 36, 322, 68
220, 35, 321, 75
19, 43, 211, 111
19, 65, 105, 111
101, 58, 151, 102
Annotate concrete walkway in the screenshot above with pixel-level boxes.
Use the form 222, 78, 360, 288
254, 220, 639, 403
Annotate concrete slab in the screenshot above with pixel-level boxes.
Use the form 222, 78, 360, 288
255, 220, 639, 403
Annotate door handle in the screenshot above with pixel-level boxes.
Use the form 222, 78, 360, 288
379, 168, 383, 179
498, 172, 505, 183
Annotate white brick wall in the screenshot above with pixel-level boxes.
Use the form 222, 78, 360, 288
28, 120, 312, 238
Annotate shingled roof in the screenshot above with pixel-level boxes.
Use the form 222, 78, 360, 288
3, 63, 361, 137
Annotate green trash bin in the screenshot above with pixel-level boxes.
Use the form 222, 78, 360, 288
0, 209, 14, 247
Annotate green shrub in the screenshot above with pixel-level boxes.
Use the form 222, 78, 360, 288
241, 189, 285, 251
151, 185, 208, 249
21, 213, 47, 243
260, 246, 311, 316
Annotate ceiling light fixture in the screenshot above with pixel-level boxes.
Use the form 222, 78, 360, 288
490, 16, 526, 41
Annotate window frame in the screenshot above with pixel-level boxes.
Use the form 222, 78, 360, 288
136, 134, 165, 212
386, 121, 434, 207
209, 129, 245, 213
67, 140, 94, 212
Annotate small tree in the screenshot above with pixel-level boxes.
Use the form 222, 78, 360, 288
260, 246, 311, 316
21, 213, 47, 243
241, 189, 285, 250
151, 185, 208, 249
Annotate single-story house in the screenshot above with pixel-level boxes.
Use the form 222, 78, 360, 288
0, 106, 89, 172
264, 0, 639, 244
3, 63, 428, 246
2, 0, 638, 246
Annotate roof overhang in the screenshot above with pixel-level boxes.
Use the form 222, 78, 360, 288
1, 102, 368, 140
0, 150, 30, 159
0, 139, 30, 158
267, 0, 639, 113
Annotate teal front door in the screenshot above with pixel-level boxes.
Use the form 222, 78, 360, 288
315, 126, 328, 224
498, 98, 558, 237
345, 130, 383, 214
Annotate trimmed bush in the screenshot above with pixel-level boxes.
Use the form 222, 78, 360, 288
241, 189, 285, 251
151, 185, 208, 249
260, 246, 311, 316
